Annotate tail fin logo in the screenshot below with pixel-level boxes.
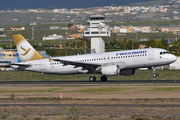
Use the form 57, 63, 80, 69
21, 46, 31, 56
13, 34, 44, 61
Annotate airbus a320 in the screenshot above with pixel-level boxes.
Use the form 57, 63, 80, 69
12, 34, 177, 81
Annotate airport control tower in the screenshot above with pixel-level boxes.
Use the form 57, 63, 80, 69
84, 15, 111, 53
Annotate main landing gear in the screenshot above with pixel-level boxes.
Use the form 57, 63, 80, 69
89, 75, 107, 82
100, 75, 107, 81
152, 67, 157, 77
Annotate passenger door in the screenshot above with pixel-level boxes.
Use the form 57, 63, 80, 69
40, 60, 46, 71
148, 50, 154, 60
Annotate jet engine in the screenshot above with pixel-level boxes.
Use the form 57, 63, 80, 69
101, 65, 120, 76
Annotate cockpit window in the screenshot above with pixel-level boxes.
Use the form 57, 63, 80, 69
160, 51, 170, 55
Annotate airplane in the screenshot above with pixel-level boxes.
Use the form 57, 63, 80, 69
11, 34, 177, 81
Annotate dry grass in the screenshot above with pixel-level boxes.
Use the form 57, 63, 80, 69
1, 84, 180, 119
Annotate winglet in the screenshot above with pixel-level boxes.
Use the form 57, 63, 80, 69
13, 34, 44, 62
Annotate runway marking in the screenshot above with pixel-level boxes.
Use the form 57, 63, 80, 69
0, 104, 179, 107
0, 80, 180, 85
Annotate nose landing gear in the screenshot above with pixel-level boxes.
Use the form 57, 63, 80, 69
152, 67, 157, 77
89, 76, 96, 81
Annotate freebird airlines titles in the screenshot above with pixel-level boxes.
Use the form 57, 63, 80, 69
12, 34, 177, 81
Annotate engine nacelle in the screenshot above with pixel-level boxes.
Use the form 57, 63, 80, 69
101, 65, 120, 76
120, 69, 135, 76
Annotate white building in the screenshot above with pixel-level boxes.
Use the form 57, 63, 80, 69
133, 27, 141, 33
120, 28, 128, 33
42, 34, 64, 40
0, 28, 5, 31
84, 15, 111, 53
141, 26, 151, 33
50, 26, 61, 30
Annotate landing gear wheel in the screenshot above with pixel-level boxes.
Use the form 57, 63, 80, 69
89, 76, 96, 82
153, 73, 157, 77
152, 67, 157, 77
101, 75, 107, 81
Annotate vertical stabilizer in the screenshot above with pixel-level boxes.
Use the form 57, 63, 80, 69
13, 34, 44, 62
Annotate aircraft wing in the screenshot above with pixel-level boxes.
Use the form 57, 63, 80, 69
52, 59, 101, 70
52, 59, 127, 70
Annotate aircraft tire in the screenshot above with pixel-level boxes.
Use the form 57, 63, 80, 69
89, 76, 96, 82
153, 73, 157, 77
101, 75, 107, 81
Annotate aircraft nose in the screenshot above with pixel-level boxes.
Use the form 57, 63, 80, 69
170, 54, 177, 63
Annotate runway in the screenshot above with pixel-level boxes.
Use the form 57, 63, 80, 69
0, 80, 179, 85
0, 104, 179, 107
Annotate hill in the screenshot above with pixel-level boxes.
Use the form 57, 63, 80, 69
0, 0, 158, 10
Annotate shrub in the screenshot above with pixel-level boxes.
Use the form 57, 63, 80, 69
9, 93, 15, 100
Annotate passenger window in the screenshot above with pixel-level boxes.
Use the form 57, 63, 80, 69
160, 52, 162, 55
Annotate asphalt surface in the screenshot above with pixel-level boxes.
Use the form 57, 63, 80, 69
0, 104, 179, 107
0, 80, 179, 84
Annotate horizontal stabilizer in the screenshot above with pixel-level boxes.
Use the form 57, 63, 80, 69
11, 63, 31, 67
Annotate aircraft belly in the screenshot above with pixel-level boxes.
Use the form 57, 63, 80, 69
47, 65, 80, 74
127, 59, 142, 68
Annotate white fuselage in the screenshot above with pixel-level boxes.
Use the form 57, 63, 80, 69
17, 48, 177, 75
